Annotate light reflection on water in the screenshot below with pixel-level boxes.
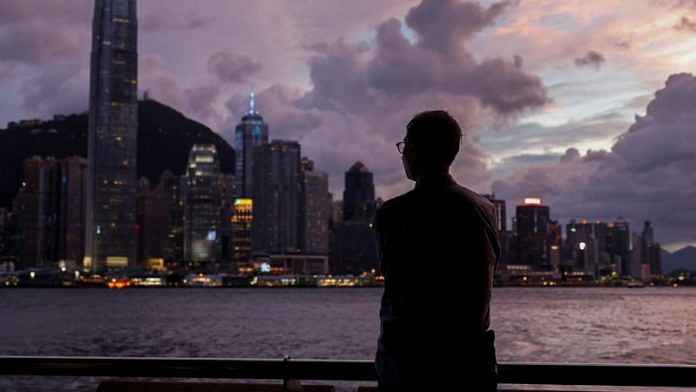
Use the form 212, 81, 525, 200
1, 287, 696, 391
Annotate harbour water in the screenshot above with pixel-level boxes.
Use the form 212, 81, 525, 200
2, 287, 696, 391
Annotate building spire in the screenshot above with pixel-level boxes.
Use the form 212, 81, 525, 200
248, 92, 256, 114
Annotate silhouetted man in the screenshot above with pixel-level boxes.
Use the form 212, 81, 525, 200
374, 111, 500, 391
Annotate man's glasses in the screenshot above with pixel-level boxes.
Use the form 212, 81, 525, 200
396, 134, 465, 154
396, 141, 406, 154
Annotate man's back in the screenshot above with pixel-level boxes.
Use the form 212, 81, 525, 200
374, 174, 500, 391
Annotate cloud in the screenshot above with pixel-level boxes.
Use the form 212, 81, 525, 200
140, 7, 212, 32
493, 73, 696, 247
207, 51, 262, 84
221, 0, 547, 197
574, 50, 606, 70
675, 16, 696, 32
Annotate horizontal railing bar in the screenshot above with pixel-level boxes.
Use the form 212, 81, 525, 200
1, 356, 696, 387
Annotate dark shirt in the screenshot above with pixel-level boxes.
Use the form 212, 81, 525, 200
374, 174, 500, 391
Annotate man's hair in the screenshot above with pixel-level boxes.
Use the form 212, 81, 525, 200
406, 110, 462, 169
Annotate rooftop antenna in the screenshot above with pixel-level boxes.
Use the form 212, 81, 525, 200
248, 92, 256, 114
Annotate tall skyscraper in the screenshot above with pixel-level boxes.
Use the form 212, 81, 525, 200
235, 93, 269, 198
299, 157, 332, 255
183, 145, 224, 265
343, 161, 375, 222
84, 0, 138, 271
252, 140, 301, 254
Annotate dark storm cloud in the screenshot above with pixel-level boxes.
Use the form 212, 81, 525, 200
675, 16, 696, 32
207, 51, 262, 84
493, 73, 696, 247
223, 0, 547, 196
574, 50, 606, 69
404, 0, 518, 52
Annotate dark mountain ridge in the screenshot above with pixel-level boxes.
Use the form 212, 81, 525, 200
0, 99, 235, 208
662, 246, 696, 274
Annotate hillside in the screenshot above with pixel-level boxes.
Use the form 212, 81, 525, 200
662, 246, 696, 274
0, 99, 235, 208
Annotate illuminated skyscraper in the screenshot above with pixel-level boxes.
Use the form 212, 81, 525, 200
183, 145, 224, 265
84, 0, 138, 271
235, 93, 269, 198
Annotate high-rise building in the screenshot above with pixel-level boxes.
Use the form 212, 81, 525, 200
343, 162, 375, 222
513, 198, 551, 269
136, 177, 170, 266
57, 156, 89, 267
235, 93, 269, 198
231, 198, 253, 265
607, 216, 630, 275
299, 157, 332, 255
84, 0, 139, 271
484, 194, 506, 232
330, 162, 378, 274
641, 221, 662, 277
183, 145, 224, 265
15, 156, 87, 269
159, 171, 184, 262
252, 140, 301, 254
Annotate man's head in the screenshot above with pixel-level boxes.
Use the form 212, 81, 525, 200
401, 110, 462, 180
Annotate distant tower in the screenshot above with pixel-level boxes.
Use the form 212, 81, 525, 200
483, 194, 506, 232
299, 157, 332, 255
343, 162, 375, 222
607, 216, 631, 275
251, 140, 301, 254
183, 145, 224, 264
234, 93, 269, 198
84, 0, 139, 271
513, 198, 551, 268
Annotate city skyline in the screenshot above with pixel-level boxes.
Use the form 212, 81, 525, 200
0, 0, 695, 250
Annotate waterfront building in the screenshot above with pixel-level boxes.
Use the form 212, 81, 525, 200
630, 232, 645, 281
183, 145, 224, 265
136, 178, 169, 266
641, 221, 662, 277
607, 217, 631, 276
252, 140, 301, 254
84, 0, 139, 271
484, 194, 507, 232
14, 156, 87, 269
330, 162, 378, 274
231, 198, 253, 266
299, 158, 332, 255
59, 156, 89, 268
234, 94, 269, 198
513, 198, 551, 269
159, 171, 184, 262
342, 162, 375, 222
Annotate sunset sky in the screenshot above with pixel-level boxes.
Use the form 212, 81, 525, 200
1, 0, 695, 249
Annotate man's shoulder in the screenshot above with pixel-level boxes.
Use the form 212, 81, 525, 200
377, 192, 415, 216
450, 184, 496, 212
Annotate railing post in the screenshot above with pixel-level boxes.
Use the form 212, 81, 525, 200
283, 355, 304, 392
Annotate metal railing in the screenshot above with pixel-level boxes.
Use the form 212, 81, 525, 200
1, 356, 696, 387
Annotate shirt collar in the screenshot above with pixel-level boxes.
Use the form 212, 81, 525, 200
414, 174, 456, 190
